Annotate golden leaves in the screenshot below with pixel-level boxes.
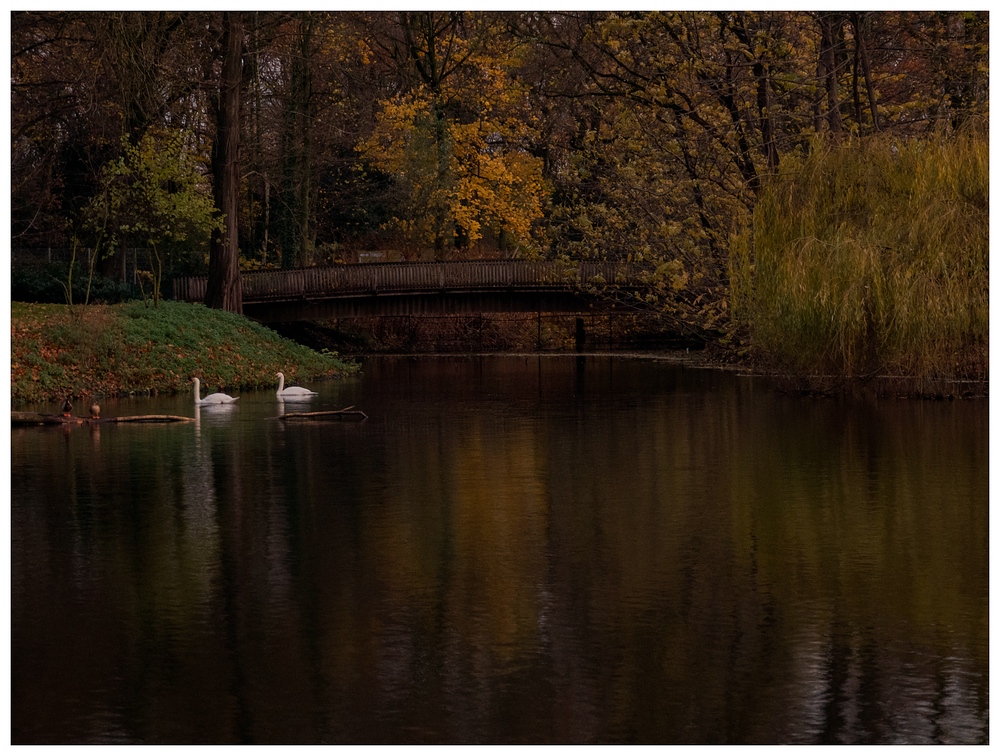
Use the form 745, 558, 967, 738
361, 64, 546, 250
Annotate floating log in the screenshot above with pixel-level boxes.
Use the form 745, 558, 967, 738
278, 408, 368, 422
11, 412, 82, 426
102, 415, 195, 424
12, 412, 194, 426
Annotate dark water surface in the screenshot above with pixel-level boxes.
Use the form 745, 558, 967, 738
11, 355, 988, 744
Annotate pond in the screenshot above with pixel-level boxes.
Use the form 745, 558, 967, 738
10, 355, 989, 744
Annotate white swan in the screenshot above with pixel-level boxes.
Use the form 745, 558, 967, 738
192, 377, 240, 405
276, 372, 317, 399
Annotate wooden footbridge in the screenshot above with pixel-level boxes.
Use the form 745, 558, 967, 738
173, 260, 648, 322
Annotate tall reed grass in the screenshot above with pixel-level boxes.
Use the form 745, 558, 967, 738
731, 127, 988, 382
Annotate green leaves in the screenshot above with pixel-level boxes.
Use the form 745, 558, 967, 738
88, 128, 222, 253
79, 128, 223, 305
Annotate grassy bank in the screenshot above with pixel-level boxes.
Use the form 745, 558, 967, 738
10, 300, 357, 405
731, 128, 988, 386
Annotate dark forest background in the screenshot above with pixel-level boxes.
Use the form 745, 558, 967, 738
11, 12, 988, 372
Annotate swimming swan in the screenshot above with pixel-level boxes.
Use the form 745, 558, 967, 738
276, 372, 318, 399
192, 377, 239, 405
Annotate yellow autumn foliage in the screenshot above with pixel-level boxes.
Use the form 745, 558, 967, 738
359, 37, 547, 255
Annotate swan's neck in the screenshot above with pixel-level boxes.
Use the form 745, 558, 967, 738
193, 378, 201, 402
277, 374, 285, 394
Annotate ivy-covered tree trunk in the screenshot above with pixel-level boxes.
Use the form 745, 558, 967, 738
206, 11, 243, 313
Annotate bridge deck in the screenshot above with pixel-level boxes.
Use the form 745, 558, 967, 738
173, 261, 644, 321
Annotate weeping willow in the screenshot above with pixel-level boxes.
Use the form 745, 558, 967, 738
731, 125, 987, 381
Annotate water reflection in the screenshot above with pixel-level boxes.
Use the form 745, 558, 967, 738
10, 356, 988, 744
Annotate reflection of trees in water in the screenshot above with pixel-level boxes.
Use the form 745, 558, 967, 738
782, 612, 987, 744
269, 383, 986, 743
534, 392, 988, 744
11, 359, 988, 743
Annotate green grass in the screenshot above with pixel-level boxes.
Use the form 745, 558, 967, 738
731, 127, 988, 382
11, 300, 357, 404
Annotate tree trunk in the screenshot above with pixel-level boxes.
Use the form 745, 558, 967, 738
278, 112, 297, 268
817, 13, 844, 136
851, 12, 880, 132
294, 17, 314, 267
859, 32, 880, 132
851, 22, 862, 126
205, 11, 243, 313
718, 49, 760, 194
433, 103, 450, 259
723, 14, 780, 172
754, 60, 779, 171
277, 14, 314, 269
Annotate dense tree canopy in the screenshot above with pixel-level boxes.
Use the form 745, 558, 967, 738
12, 11, 988, 318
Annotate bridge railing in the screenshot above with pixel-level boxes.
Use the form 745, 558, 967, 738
173, 260, 638, 304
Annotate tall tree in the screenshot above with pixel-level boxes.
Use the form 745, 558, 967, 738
815, 12, 846, 136
100, 12, 191, 141
12, 13, 118, 248
848, 12, 881, 132
277, 13, 317, 268
205, 11, 244, 313
358, 11, 546, 258
12, 12, 215, 259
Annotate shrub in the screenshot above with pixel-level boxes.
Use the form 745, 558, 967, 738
11, 263, 141, 305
